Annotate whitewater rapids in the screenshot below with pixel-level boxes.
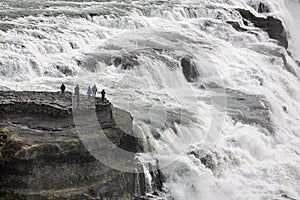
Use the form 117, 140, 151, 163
0, 0, 300, 199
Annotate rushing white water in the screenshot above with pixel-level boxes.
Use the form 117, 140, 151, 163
285, 0, 300, 61
0, 0, 300, 199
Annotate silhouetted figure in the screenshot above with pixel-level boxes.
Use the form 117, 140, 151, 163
87, 86, 92, 98
101, 89, 106, 101
74, 85, 80, 107
258, 78, 263, 86
92, 85, 97, 96
60, 83, 66, 94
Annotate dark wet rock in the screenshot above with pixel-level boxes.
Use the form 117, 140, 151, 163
132, 161, 166, 200
0, 91, 146, 199
282, 106, 288, 113
44, 64, 75, 77
287, 51, 300, 68
257, 3, 270, 13
189, 150, 216, 171
281, 193, 297, 200
275, 52, 297, 77
248, 2, 271, 13
180, 56, 200, 82
69, 42, 79, 49
78, 53, 114, 72
188, 148, 228, 177
227, 21, 247, 32
148, 161, 164, 192
113, 57, 122, 66
199, 85, 206, 89
152, 48, 166, 53
237, 9, 288, 48
30, 31, 47, 39
294, 59, 300, 68
55, 64, 75, 76
75, 57, 99, 72
242, 19, 249, 26
113, 53, 140, 70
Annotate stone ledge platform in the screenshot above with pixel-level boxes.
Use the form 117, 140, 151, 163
0, 91, 146, 200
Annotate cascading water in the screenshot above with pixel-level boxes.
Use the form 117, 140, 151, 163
0, 0, 300, 199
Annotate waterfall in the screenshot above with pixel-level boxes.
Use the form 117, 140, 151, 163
0, 0, 300, 199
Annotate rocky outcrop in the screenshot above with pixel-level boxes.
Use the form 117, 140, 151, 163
227, 21, 247, 32
110, 49, 201, 83
113, 53, 140, 70
180, 56, 200, 82
0, 91, 146, 200
248, 2, 271, 13
237, 9, 288, 48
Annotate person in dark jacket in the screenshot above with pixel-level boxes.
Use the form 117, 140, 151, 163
258, 78, 263, 86
92, 85, 97, 96
74, 85, 80, 107
60, 83, 66, 94
101, 89, 106, 101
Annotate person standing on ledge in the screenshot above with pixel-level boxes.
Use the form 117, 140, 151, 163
92, 85, 97, 96
101, 89, 106, 102
87, 86, 92, 98
74, 85, 80, 107
258, 78, 264, 86
60, 83, 66, 95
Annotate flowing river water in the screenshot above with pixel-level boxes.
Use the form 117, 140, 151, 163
0, 0, 300, 199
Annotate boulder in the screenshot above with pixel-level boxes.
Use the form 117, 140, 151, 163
180, 56, 200, 82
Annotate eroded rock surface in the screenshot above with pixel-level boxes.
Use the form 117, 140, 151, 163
113, 53, 140, 70
0, 91, 146, 200
180, 56, 200, 82
237, 9, 288, 48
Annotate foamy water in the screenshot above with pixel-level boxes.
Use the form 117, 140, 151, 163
0, 0, 299, 199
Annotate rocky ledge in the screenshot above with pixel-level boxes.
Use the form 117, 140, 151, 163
236, 9, 288, 49
0, 91, 146, 200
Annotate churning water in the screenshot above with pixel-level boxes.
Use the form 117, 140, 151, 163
0, 0, 300, 199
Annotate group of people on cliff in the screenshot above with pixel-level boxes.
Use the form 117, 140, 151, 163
60, 84, 106, 106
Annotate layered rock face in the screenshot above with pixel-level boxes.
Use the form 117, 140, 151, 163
0, 91, 146, 200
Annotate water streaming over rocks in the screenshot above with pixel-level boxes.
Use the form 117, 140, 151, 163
0, 0, 300, 199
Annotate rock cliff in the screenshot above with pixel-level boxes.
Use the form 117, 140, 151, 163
0, 91, 146, 200
236, 9, 288, 49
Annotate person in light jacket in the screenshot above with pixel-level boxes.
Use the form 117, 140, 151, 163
87, 86, 92, 98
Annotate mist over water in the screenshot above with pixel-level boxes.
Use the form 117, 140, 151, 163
285, 0, 300, 60
0, 0, 300, 199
